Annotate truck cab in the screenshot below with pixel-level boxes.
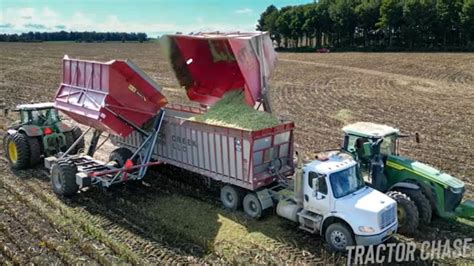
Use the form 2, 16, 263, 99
276, 151, 397, 252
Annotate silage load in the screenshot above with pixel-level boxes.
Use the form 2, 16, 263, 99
190, 91, 280, 131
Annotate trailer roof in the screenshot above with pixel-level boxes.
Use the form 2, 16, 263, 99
16, 102, 55, 110
343, 122, 399, 138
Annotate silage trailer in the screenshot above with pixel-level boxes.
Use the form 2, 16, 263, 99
33, 32, 397, 251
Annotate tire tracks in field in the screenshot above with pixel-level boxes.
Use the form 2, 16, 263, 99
279, 58, 473, 94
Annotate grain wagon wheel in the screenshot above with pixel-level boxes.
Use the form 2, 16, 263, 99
51, 160, 79, 197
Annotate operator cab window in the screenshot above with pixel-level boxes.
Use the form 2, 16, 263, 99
308, 171, 328, 195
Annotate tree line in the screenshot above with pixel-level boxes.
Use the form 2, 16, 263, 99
257, 0, 474, 50
0, 31, 149, 43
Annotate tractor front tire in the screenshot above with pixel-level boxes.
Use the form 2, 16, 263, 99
27, 137, 42, 167
3, 132, 30, 169
395, 188, 432, 225
386, 190, 419, 234
51, 160, 79, 197
109, 147, 134, 167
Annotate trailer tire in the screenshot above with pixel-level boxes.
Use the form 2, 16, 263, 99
394, 188, 432, 225
220, 185, 242, 210
386, 190, 419, 234
325, 223, 354, 252
4, 132, 30, 169
51, 160, 79, 197
243, 193, 262, 219
27, 137, 42, 166
109, 147, 134, 167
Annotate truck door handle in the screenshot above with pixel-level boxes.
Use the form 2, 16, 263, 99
304, 194, 309, 202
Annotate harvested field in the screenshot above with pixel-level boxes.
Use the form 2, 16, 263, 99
0, 42, 473, 264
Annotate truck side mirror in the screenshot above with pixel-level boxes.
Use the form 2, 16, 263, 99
415, 132, 420, 143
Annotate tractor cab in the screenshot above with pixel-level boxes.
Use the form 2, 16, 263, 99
15, 102, 61, 128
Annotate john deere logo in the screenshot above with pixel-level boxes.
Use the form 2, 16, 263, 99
128, 84, 146, 102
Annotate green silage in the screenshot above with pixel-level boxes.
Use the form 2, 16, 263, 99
190, 90, 279, 131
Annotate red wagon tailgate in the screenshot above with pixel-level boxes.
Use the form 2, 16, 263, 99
55, 56, 167, 137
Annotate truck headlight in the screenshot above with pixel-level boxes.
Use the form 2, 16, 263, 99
358, 226, 375, 233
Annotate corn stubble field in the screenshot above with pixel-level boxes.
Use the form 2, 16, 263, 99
0, 42, 473, 264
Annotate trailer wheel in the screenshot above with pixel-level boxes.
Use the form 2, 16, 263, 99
51, 160, 79, 197
386, 190, 419, 234
109, 147, 134, 167
3, 132, 30, 169
394, 188, 432, 225
27, 137, 42, 166
243, 193, 262, 219
220, 185, 242, 210
325, 223, 354, 252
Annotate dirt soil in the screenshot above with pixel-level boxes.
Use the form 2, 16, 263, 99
0, 42, 473, 264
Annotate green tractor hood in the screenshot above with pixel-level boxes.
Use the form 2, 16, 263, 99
387, 155, 465, 190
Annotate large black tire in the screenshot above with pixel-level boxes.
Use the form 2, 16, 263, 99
325, 223, 355, 252
395, 188, 432, 225
109, 147, 134, 167
220, 185, 243, 210
51, 160, 79, 197
386, 190, 419, 234
243, 193, 263, 219
71, 127, 85, 153
3, 132, 30, 169
27, 137, 42, 167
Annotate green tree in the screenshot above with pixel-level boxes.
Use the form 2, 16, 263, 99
461, 0, 474, 45
378, 0, 404, 47
355, 0, 381, 46
329, 0, 358, 46
435, 0, 463, 46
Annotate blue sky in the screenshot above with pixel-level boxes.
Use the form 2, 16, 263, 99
0, 0, 311, 36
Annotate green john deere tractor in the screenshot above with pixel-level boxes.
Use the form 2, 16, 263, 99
3, 102, 85, 169
341, 122, 467, 234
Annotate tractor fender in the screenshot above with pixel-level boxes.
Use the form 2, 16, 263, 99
18, 125, 43, 137
388, 182, 420, 191
55, 121, 73, 133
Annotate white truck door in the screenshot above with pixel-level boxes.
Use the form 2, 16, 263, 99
304, 171, 331, 215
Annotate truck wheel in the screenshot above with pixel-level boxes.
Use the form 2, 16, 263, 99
325, 223, 354, 252
3, 132, 30, 169
220, 185, 242, 210
243, 193, 262, 219
395, 188, 432, 225
71, 127, 85, 153
109, 147, 134, 167
27, 137, 42, 167
386, 191, 419, 234
51, 160, 79, 197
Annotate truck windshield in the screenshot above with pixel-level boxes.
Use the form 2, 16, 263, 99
329, 166, 365, 198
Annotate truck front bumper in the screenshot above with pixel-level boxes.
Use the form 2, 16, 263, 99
354, 223, 397, 246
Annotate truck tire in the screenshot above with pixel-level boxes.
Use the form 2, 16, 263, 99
3, 132, 30, 169
386, 190, 419, 234
243, 193, 262, 219
109, 147, 134, 167
220, 185, 242, 210
325, 223, 354, 252
395, 188, 432, 225
51, 160, 79, 197
27, 137, 42, 167
71, 127, 85, 153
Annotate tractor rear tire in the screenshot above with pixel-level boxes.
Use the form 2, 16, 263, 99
51, 160, 79, 197
109, 147, 134, 167
71, 127, 85, 153
395, 188, 432, 225
386, 190, 419, 234
27, 137, 42, 167
3, 132, 30, 169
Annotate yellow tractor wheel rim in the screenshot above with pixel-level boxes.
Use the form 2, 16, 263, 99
8, 141, 18, 163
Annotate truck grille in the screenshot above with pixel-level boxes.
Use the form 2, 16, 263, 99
380, 205, 396, 230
